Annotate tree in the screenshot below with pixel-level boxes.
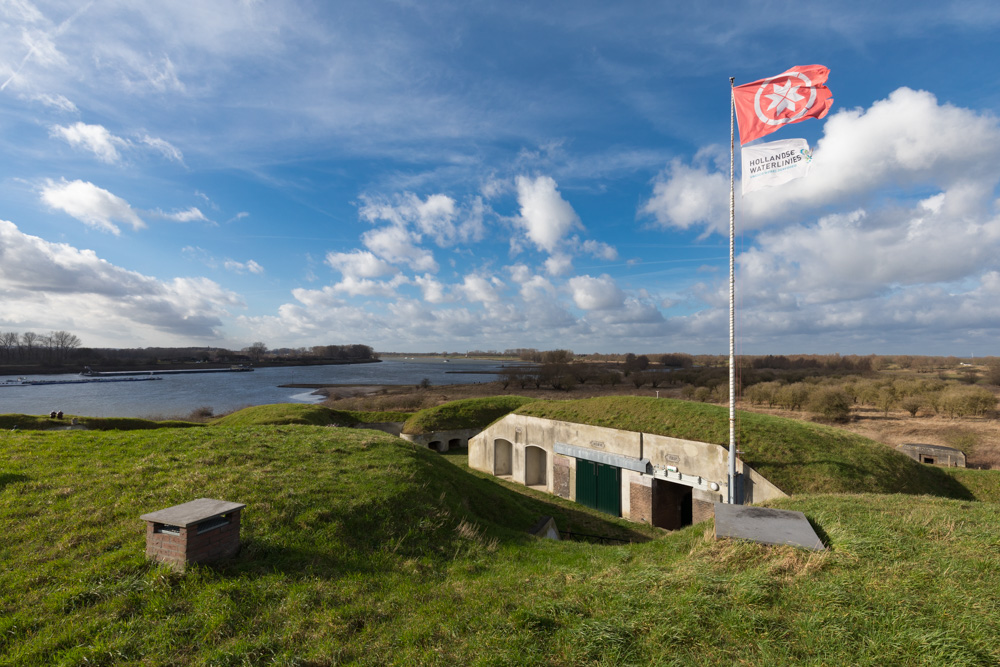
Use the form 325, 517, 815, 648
245, 342, 268, 363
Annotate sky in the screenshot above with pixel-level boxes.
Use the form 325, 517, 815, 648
2, 0, 1000, 356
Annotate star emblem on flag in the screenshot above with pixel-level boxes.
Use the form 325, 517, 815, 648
732, 64, 834, 144
765, 80, 805, 114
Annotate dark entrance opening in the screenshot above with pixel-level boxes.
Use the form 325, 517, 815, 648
651, 479, 693, 530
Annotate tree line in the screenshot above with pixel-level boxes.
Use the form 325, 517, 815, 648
0, 331, 81, 363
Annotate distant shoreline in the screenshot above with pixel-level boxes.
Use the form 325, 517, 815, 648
0, 357, 381, 378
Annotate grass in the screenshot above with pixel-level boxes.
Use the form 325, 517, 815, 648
0, 413, 201, 431
210, 404, 413, 428
401, 395, 536, 434
2, 423, 1000, 664
516, 396, 975, 498
3, 401, 1000, 664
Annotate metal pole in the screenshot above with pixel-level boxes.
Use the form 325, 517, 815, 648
728, 77, 739, 505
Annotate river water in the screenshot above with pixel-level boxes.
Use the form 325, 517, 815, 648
0, 357, 507, 418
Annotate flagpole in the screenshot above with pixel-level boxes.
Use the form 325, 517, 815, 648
728, 77, 739, 505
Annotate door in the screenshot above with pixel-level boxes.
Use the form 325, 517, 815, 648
575, 459, 620, 517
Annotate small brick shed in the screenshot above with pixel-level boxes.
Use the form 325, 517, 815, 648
141, 498, 245, 570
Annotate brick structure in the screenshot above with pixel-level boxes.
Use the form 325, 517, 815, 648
141, 498, 245, 570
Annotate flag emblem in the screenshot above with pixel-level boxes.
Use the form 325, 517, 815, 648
734, 65, 833, 144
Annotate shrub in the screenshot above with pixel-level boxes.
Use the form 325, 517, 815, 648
807, 388, 853, 422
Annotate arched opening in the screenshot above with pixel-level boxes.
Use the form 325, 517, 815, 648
494, 439, 513, 476
448, 438, 464, 450
525, 445, 547, 487
429, 440, 446, 453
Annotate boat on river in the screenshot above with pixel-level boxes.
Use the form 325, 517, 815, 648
1, 376, 163, 386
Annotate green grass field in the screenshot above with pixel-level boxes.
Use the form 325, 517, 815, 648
2, 400, 1000, 665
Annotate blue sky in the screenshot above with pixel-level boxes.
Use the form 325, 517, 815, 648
2, 1, 1000, 355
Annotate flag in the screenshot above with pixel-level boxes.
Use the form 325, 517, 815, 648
741, 138, 812, 195
734, 65, 832, 145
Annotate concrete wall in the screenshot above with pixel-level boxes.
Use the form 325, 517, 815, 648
401, 427, 481, 453
468, 413, 787, 528
896, 443, 966, 468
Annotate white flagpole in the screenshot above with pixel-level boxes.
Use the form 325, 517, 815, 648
728, 77, 739, 505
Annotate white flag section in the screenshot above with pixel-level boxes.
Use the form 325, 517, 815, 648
741, 138, 812, 195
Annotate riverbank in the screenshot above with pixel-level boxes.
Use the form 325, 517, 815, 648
0, 357, 381, 377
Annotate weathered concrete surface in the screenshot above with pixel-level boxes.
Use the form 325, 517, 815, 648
401, 427, 480, 452
714, 503, 825, 551
469, 414, 786, 528
896, 443, 966, 467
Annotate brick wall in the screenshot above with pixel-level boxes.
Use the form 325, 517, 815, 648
145, 510, 242, 570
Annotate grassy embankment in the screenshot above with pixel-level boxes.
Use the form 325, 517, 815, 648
2, 397, 1000, 664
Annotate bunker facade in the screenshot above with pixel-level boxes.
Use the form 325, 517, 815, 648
469, 414, 785, 530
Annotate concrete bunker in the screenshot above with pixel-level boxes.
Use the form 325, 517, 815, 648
468, 414, 786, 530
896, 443, 966, 468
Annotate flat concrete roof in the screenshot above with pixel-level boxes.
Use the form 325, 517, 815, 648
140, 498, 245, 527
714, 503, 825, 551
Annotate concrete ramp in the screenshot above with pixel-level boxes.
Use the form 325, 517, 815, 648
714, 503, 825, 551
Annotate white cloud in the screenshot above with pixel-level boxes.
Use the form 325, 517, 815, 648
359, 192, 486, 247
414, 274, 448, 303
153, 207, 210, 223
331, 274, 407, 297
224, 259, 264, 275
460, 274, 504, 304
139, 134, 184, 163
50, 122, 184, 164
50, 122, 127, 163
544, 253, 573, 277
515, 175, 581, 253
643, 88, 1000, 235
325, 249, 399, 279
30, 92, 77, 113
0, 220, 242, 342
362, 224, 438, 272
40, 178, 145, 234
568, 274, 626, 311
582, 239, 618, 261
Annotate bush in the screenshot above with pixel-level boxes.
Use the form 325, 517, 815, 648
807, 388, 852, 422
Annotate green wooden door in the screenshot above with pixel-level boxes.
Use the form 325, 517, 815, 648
576, 459, 598, 510
596, 463, 621, 517
575, 459, 620, 517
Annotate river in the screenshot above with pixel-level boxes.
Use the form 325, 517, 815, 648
0, 357, 508, 418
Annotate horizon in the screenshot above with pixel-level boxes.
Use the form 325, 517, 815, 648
2, 2, 999, 356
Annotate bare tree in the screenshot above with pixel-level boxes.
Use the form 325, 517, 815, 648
20, 332, 39, 361
244, 342, 268, 363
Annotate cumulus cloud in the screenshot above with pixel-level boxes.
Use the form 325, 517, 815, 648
568, 274, 626, 311
643, 88, 1000, 234
459, 274, 504, 304
40, 178, 145, 234
359, 192, 486, 247
325, 250, 399, 279
0, 220, 242, 342
515, 175, 581, 253
413, 274, 448, 303
361, 224, 438, 272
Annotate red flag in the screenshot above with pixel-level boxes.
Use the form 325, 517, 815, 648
734, 65, 833, 145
